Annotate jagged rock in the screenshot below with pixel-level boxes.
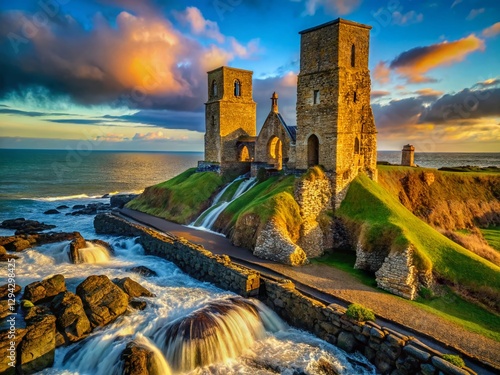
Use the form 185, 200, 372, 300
23, 274, 66, 304
44, 209, 60, 215
0, 246, 19, 262
111, 194, 138, 208
0, 283, 21, 299
56, 205, 69, 210
254, 219, 307, 266
68, 235, 86, 264
51, 292, 91, 344
24, 305, 51, 320
4, 239, 31, 252
113, 277, 155, 299
76, 275, 129, 328
18, 309, 57, 375
130, 300, 147, 310
1, 218, 56, 234
121, 341, 159, 375
0, 327, 26, 375
72, 204, 85, 209
0, 300, 11, 319
129, 266, 158, 277
69, 203, 111, 216
315, 357, 340, 375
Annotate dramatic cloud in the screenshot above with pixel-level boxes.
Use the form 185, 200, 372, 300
391, 10, 423, 26
482, 22, 500, 38
473, 78, 500, 89
373, 61, 391, 84
389, 34, 485, 83
451, 0, 462, 8
300, 0, 361, 16
174, 6, 225, 43
373, 86, 500, 150
466, 8, 484, 20
0, 7, 256, 111
371, 90, 391, 99
414, 88, 444, 100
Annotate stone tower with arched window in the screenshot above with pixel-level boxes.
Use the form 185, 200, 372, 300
204, 66, 256, 164
295, 18, 377, 203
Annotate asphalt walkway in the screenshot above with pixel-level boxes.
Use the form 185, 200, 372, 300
118, 208, 499, 372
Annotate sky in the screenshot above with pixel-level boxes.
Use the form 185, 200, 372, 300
0, 0, 499, 153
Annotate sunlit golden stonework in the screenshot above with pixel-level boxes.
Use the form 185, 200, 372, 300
200, 18, 377, 205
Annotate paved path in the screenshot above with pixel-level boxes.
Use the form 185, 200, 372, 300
119, 208, 499, 372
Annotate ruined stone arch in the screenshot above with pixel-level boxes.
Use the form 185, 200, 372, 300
307, 134, 319, 167
238, 145, 251, 162
267, 136, 283, 170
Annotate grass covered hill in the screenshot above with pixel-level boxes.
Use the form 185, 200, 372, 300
338, 174, 500, 311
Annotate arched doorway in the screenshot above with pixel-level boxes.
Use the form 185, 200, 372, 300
268, 136, 283, 170
239, 145, 251, 162
307, 134, 319, 167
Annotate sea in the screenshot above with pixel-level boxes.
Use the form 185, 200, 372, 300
0, 149, 498, 374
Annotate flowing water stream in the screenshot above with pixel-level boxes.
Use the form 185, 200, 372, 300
190, 176, 258, 232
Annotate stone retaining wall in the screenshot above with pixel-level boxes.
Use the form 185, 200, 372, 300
262, 279, 476, 375
94, 213, 480, 375
94, 214, 260, 297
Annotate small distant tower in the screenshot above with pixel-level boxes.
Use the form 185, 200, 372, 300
271, 91, 279, 113
295, 18, 377, 203
401, 144, 415, 167
204, 66, 256, 164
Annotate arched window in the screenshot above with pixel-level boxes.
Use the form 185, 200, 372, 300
354, 137, 360, 154
234, 80, 241, 97
239, 145, 250, 162
351, 44, 356, 68
211, 80, 218, 97
307, 134, 319, 167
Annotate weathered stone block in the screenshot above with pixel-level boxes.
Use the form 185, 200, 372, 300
337, 332, 356, 353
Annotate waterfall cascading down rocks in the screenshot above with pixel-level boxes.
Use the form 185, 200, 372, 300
76, 241, 111, 263
155, 297, 284, 373
191, 176, 257, 231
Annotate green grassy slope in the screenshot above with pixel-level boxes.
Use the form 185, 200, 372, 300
215, 175, 302, 248
126, 168, 225, 224
482, 227, 500, 252
337, 175, 500, 297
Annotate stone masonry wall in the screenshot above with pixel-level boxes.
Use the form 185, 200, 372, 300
94, 213, 260, 297
94, 212, 479, 375
294, 173, 334, 258
262, 279, 476, 375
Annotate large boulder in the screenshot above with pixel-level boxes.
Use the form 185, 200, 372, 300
43, 209, 60, 215
18, 309, 57, 374
23, 274, 66, 304
0, 245, 19, 262
76, 275, 129, 328
0, 218, 56, 235
4, 239, 31, 252
50, 292, 91, 344
113, 277, 155, 299
0, 283, 21, 299
0, 300, 11, 319
121, 341, 165, 375
111, 194, 138, 208
68, 235, 86, 264
0, 327, 26, 375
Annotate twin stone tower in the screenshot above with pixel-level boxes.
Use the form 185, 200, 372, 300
201, 18, 378, 204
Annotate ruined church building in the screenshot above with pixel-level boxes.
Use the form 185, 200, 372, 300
200, 18, 378, 202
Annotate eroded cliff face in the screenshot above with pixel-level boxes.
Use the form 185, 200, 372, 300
378, 167, 500, 230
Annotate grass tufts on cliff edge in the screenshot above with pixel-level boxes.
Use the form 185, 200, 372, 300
126, 168, 225, 224
338, 174, 500, 302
